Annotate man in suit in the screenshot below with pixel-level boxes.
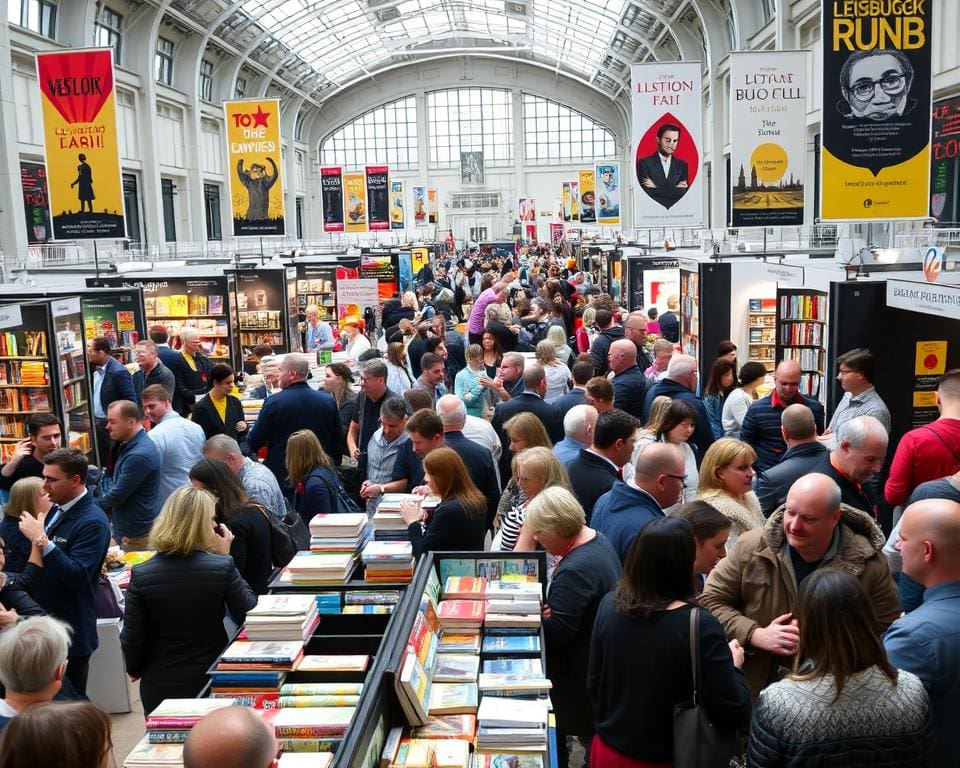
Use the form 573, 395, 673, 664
636, 123, 690, 210
550, 358, 593, 423
18, 448, 111, 697
247, 353, 340, 498
437, 395, 502, 531
566, 409, 638, 524
591, 443, 684, 562
491, 364, 561, 480
132, 340, 176, 403
164, 328, 213, 417
755, 404, 828, 516
608, 339, 648, 420
86, 335, 136, 467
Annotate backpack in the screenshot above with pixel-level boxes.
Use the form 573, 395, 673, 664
255, 504, 310, 568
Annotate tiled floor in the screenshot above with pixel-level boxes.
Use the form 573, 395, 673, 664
110, 680, 146, 766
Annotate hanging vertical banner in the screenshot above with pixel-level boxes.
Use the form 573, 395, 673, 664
223, 98, 284, 236
631, 62, 703, 229
36, 49, 125, 240
729, 51, 807, 227
562, 182, 580, 221
579, 169, 597, 223
413, 186, 428, 227
550, 222, 564, 245
427, 188, 439, 225
365, 166, 390, 231
343, 172, 368, 233
519, 197, 536, 224
320, 166, 344, 232
820, 1, 932, 220
20, 162, 52, 244
930, 96, 960, 223
390, 180, 405, 229
525, 224, 537, 241
596, 163, 621, 225
562, 183, 572, 221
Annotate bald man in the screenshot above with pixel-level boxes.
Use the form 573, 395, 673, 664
739, 360, 825, 472
755, 403, 827, 517
885, 499, 960, 767
608, 339, 648, 420
183, 706, 278, 768
702, 472, 899, 698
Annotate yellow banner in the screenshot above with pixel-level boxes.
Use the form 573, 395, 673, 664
36, 49, 125, 240
344, 173, 368, 233
224, 99, 285, 236
821, 147, 930, 220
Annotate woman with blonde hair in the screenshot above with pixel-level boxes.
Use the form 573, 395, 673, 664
697, 437, 764, 548
1, 476, 50, 573
576, 305, 598, 353
385, 341, 414, 395
497, 447, 571, 552
401, 291, 420, 314
121, 486, 256, 713
455, 343, 491, 418
341, 321, 371, 360
496, 411, 555, 515
285, 429, 344, 526
399, 447, 486, 557
547, 324, 574, 366
537, 339, 572, 400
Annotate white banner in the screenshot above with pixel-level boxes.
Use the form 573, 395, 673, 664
729, 51, 807, 228
631, 62, 703, 229
887, 279, 960, 321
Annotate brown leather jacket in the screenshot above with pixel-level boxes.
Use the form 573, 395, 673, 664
701, 503, 900, 698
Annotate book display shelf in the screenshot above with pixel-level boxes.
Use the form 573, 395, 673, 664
747, 298, 777, 373
92, 276, 237, 368
230, 269, 296, 354
776, 288, 828, 399
0, 299, 94, 463
296, 263, 339, 345
80, 289, 146, 365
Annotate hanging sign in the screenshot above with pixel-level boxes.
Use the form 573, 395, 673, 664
390, 180, 405, 229
887, 279, 960, 321
596, 163, 621, 226
224, 98, 285, 236
413, 186, 428, 227
427, 188, 439, 225
365, 166, 390, 231
579, 169, 596, 223
344, 172, 368, 233
321, 166, 344, 232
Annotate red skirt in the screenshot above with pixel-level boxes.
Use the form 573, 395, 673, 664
589, 735, 671, 768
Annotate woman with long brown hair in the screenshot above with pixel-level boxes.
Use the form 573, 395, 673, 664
399, 447, 486, 557
323, 363, 358, 457
285, 429, 344, 526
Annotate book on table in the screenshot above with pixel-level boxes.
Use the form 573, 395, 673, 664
480, 634, 540, 655
277, 752, 334, 768
443, 576, 487, 600
293, 654, 370, 673
432, 654, 480, 683
411, 714, 478, 741
428, 682, 479, 715
272, 706, 356, 739
308, 513, 368, 538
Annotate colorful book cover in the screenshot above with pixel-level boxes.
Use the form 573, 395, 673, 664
412, 714, 477, 740
116, 310, 135, 331
428, 682, 479, 715
279, 683, 363, 697
393, 739, 437, 768
154, 297, 171, 316
168, 294, 189, 316
277, 695, 360, 708
438, 600, 485, 624
437, 632, 482, 654
443, 577, 486, 599
438, 558, 476, 584
272, 706, 355, 738
480, 635, 540, 654
294, 654, 369, 673
482, 658, 543, 676
433, 654, 480, 683
220, 641, 303, 663
471, 756, 543, 768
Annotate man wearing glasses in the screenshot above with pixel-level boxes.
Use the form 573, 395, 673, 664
820, 348, 891, 450
839, 49, 915, 122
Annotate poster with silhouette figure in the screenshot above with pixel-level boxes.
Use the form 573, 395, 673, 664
36, 48, 125, 240
224, 99, 285, 236
631, 62, 703, 229
820, 1, 932, 220
730, 51, 807, 228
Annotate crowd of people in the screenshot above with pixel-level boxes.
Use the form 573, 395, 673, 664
0, 246, 958, 768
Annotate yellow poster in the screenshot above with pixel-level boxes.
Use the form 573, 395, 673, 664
224, 99, 284, 236
36, 49, 125, 240
390, 180, 404, 230
913, 391, 938, 408
915, 340, 947, 376
411, 247, 429, 275
344, 173, 368, 233
428, 188, 439, 225
579, 169, 596, 224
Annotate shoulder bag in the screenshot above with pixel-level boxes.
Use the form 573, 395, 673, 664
672, 607, 742, 768
314, 468, 364, 516
254, 503, 310, 568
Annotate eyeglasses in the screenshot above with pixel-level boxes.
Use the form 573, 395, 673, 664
848, 73, 905, 101
661, 473, 687, 483
838, 368, 856, 376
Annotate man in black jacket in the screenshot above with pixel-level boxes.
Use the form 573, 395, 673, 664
437, 395, 501, 531
608, 339, 648, 420
491, 365, 561, 477
643, 354, 714, 466
814, 415, 888, 520
566, 409, 638, 524
590, 308, 625, 376
87, 335, 137, 465
755, 404, 828, 516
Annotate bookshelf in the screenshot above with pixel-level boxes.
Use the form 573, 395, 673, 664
776, 288, 828, 399
80, 290, 146, 366
51, 298, 95, 460
296, 264, 340, 351
747, 297, 777, 373
230, 269, 295, 354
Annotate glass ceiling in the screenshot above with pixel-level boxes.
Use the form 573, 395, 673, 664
240, 0, 631, 93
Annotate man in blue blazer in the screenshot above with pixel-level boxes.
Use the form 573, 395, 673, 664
87, 336, 136, 467
247, 353, 340, 498
18, 448, 111, 697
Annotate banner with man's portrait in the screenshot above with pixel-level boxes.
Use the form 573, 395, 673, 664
631, 62, 703, 229
413, 186, 428, 227
820, 2, 932, 220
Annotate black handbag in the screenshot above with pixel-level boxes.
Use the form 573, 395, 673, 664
255, 504, 310, 568
672, 608, 741, 768
314, 469, 364, 516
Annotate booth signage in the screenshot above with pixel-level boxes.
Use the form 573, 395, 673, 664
930, 96, 960, 222
819, 0, 933, 220
579, 169, 596, 224
761, 262, 805, 286
36, 48, 125, 240
923, 246, 943, 283
631, 61, 704, 229
20, 162, 52, 244
224, 98, 285, 236
390, 180, 404, 229
887, 279, 960, 320
0, 306, 23, 330
321, 167, 345, 232
729, 51, 807, 227
52, 297, 81, 317
365, 166, 390, 231
344, 173, 368, 233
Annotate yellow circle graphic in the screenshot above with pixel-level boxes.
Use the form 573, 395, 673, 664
750, 143, 788, 184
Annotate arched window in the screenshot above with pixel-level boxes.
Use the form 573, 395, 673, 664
522, 94, 616, 163
320, 95, 418, 170
427, 88, 513, 169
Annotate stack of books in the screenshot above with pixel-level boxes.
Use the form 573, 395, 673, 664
244, 595, 320, 642
143, 698, 238, 745
361, 541, 415, 583
292, 654, 370, 676
437, 600, 485, 634
308, 512, 370, 554
209, 641, 303, 705
372, 495, 415, 541
277, 753, 333, 768
444, 577, 486, 600
475, 697, 549, 752
273, 706, 356, 754
275, 682, 363, 753
342, 588, 402, 614
284, 552, 358, 585
124, 736, 184, 768
484, 581, 542, 630
389, 738, 472, 768
278, 681, 363, 709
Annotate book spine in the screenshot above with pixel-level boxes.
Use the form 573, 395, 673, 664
147, 731, 190, 743
145, 718, 202, 729
212, 693, 280, 708
277, 738, 342, 752
275, 725, 349, 739
279, 685, 364, 697
277, 695, 360, 707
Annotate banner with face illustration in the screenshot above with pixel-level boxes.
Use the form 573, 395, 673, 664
820, 1, 932, 220
413, 186, 427, 226
579, 169, 596, 223
595, 163, 621, 225
631, 62, 703, 229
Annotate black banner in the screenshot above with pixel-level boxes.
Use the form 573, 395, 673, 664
321, 167, 345, 232
930, 96, 960, 224
366, 166, 390, 231
20, 162, 52, 244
